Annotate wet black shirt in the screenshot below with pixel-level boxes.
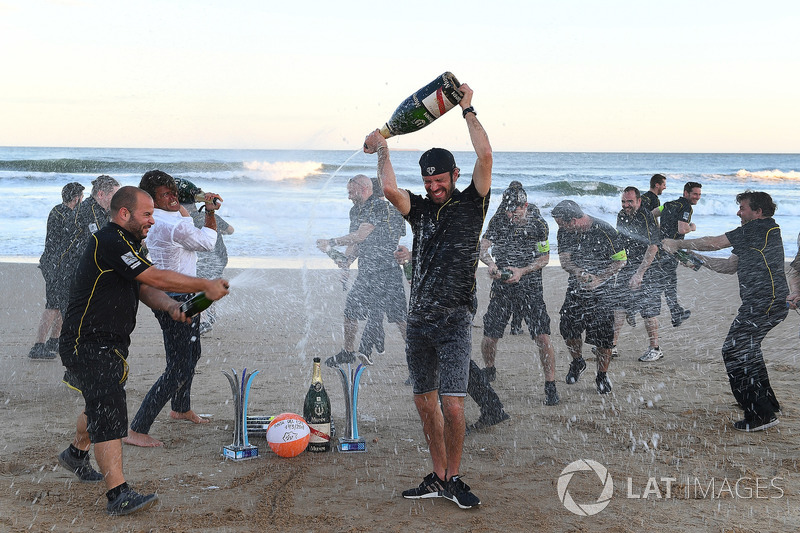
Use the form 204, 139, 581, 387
557, 217, 627, 290
641, 191, 660, 212
349, 194, 397, 274
40, 203, 78, 276
483, 204, 549, 287
405, 181, 490, 315
660, 197, 693, 240
617, 206, 660, 271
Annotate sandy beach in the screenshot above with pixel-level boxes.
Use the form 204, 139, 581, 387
2, 261, 800, 532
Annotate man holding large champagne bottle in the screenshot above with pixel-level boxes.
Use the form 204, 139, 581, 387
363, 83, 490, 510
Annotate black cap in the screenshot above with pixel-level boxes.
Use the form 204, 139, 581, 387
174, 178, 203, 204
551, 199, 584, 221
501, 182, 527, 211
419, 148, 456, 177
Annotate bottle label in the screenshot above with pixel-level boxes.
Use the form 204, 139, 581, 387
421, 87, 456, 119
308, 422, 331, 447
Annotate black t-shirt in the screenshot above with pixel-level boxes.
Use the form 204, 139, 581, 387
660, 197, 693, 240
40, 203, 78, 276
557, 217, 627, 290
725, 217, 789, 316
405, 181, 490, 315
641, 191, 660, 211
67, 196, 111, 272
617, 206, 660, 271
349, 194, 397, 274
60, 223, 152, 362
483, 204, 549, 286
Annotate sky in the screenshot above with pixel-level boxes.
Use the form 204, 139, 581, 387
1, 0, 799, 153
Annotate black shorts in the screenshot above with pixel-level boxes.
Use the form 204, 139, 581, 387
610, 268, 662, 319
559, 286, 614, 349
62, 344, 130, 444
42, 267, 71, 311
344, 267, 407, 323
483, 279, 551, 339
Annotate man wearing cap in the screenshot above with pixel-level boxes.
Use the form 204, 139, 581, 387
363, 82, 490, 510
29, 182, 85, 360
124, 170, 222, 448
552, 199, 627, 394
479, 182, 559, 406
641, 174, 667, 214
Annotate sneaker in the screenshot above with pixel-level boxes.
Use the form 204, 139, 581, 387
565, 357, 586, 384
325, 349, 356, 368
638, 346, 664, 362
356, 351, 373, 366
402, 472, 447, 499
45, 337, 59, 354
443, 476, 481, 509
468, 410, 510, 432
544, 381, 560, 406
28, 343, 55, 360
591, 346, 618, 358
375, 342, 385, 355
58, 448, 104, 482
483, 366, 496, 382
672, 308, 691, 328
733, 416, 779, 432
596, 373, 612, 394
62, 370, 82, 393
106, 488, 159, 516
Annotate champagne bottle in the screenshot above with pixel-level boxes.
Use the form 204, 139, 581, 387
674, 250, 704, 271
379, 72, 463, 139
499, 268, 513, 281
326, 247, 348, 265
303, 357, 331, 452
179, 292, 213, 317
402, 260, 413, 281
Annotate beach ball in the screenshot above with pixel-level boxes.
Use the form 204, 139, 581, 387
266, 413, 310, 458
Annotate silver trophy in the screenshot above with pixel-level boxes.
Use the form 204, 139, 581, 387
222, 368, 260, 460
326, 352, 368, 452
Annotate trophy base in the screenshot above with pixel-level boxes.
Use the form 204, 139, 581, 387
222, 445, 259, 460
337, 438, 366, 453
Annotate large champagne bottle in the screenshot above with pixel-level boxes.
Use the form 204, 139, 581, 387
179, 292, 213, 317
674, 250, 704, 271
379, 72, 463, 139
303, 357, 331, 452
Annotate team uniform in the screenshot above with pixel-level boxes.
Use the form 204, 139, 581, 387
615, 205, 662, 318
482, 205, 551, 339
40, 203, 79, 311
722, 217, 788, 426
558, 217, 627, 349
658, 197, 693, 321
59, 223, 152, 443
641, 190, 660, 212
404, 182, 489, 396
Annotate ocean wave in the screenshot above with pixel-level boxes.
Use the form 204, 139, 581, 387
699, 169, 800, 181
242, 161, 324, 181
530, 180, 621, 196
0, 158, 242, 175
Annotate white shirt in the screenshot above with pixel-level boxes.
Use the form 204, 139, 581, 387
146, 209, 216, 278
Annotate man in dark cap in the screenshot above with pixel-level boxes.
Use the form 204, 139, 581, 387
363, 82, 489, 510
479, 182, 558, 405
552, 200, 627, 395
29, 182, 85, 359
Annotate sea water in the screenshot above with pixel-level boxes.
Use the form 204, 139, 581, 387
1, 147, 799, 260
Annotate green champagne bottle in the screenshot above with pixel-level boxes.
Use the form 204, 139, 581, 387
402, 260, 413, 281
379, 72, 463, 139
499, 268, 513, 281
326, 247, 348, 265
674, 250, 704, 271
179, 292, 213, 317
303, 357, 331, 452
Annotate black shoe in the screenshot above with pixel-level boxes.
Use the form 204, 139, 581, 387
565, 357, 586, 384
402, 472, 447, 499
356, 351, 374, 366
106, 488, 159, 516
325, 349, 356, 368
443, 476, 481, 509
45, 337, 59, 354
468, 410, 510, 432
28, 343, 56, 360
544, 381, 560, 406
483, 366, 496, 382
733, 416, 779, 432
58, 448, 104, 482
672, 308, 691, 327
596, 373, 612, 394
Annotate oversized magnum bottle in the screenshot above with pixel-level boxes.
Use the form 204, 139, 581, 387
179, 292, 213, 317
303, 357, 332, 452
379, 72, 463, 138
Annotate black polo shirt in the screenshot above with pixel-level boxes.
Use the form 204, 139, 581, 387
617, 206, 660, 270
483, 204, 549, 287
60, 223, 152, 364
660, 197, 693, 240
726, 217, 789, 317
40, 203, 78, 276
349, 194, 397, 274
557, 217, 626, 278
641, 191, 660, 211
405, 181, 490, 315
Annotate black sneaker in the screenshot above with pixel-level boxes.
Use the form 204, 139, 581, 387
672, 308, 691, 328
106, 488, 159, 516
356, 351, 374, 366
467, 410, 510, 432
28, 343, 56, 360
596, 373, 612, 394
443, 475, 480, 509
483, 366, 496, 382
402, 472, 447, 499
45, 337, 59, 353
58, 448, 104, 482
565, 357, 586, 384
544, 381, 560, 406
733, 416, 779, 432
325, 349, 356, 368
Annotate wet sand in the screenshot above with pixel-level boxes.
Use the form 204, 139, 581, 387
2, 261, 799, 532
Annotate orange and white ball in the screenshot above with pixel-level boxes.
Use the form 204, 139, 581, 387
266, 413, 310, 458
